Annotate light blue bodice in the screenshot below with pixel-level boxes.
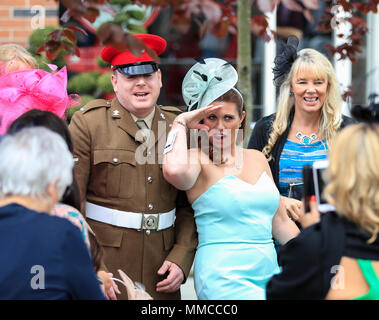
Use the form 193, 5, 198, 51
191, 171, 281, 300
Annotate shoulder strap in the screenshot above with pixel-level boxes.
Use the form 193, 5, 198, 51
159, 105, 184, 115
82, 99, 110, 114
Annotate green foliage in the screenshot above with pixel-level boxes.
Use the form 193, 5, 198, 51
97, 56, 111, 69
110, 0, 131, 5
28, 26, 57, 54
127, 10, 145, 21
29, 53, 49, 72
67, 94, 94, 122
86, 71, 101, 80
67, 73, 98, 94
127, 24, 147, 34
112, 7, 146, 33
97, 72, 114, 93
113, 12, 131, 25
28, 26, 67, 68
48, 55, 66, 69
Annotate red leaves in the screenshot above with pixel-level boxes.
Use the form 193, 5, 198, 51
99, 23, 157, 62
168, 0, 276, 40
206, 3, 233, 38
37, 25, 89, 61
251, 15, 272, 41
354, 1, 379, 14
97, 23, 157, 61
317, 0, 377, 63
37, 40, 61, 61
58, 0, 115, 24
45, 0, 377, 65
50, 0, 102, 57
209, 18, 231, 38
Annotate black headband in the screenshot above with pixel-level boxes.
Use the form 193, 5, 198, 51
272, 35, 299, 88
112, 62, 159, 75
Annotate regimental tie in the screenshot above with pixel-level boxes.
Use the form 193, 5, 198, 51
136, 120, 150, 142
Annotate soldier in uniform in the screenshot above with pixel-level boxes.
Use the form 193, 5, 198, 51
68, 34, 197, 300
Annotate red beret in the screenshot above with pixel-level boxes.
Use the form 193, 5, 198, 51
101, 34, 166, 67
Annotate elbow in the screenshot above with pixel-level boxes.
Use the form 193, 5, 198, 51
162, 164, 188, 190
163, 164, 198, 191
162, 163, 180, 182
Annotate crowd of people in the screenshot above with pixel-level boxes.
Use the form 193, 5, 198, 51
0, 31, 378, 301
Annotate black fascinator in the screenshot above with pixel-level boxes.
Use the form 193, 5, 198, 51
351, 93, 379, 124
273, 35, 299, 88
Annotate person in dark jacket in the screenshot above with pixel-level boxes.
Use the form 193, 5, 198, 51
248, 36, 354, 221
266, 105, 379, 299
0, 127, 105, 300
7, 109, 119, 299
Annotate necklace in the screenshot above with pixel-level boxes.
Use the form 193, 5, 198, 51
216, 156, 242, 170
295, 131, 318, 144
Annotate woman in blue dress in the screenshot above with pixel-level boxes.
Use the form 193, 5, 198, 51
163, 58, 300, 299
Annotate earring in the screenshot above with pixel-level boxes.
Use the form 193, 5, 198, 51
290, 91, 294, 97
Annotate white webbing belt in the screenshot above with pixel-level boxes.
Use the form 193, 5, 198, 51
85, 202, 176, 231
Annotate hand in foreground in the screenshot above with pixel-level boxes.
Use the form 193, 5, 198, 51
156, 260, 184, 293
298, 195, 321, 229
176, 104, 223, 131
282, 196, 303, 221
97, 271, 121, 300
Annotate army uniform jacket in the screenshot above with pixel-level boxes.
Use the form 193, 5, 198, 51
68, 98, 198, 300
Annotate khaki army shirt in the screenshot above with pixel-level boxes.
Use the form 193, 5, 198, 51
68, 98, 197, 295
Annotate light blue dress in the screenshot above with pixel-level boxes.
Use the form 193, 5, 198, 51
192, 171, 281, 300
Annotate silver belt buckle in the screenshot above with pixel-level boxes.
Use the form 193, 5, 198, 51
142, 214, 159, 230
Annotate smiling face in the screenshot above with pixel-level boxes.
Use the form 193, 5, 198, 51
203, 100, 245, 150
291, 67, 329, 115
111, 69, 162, 117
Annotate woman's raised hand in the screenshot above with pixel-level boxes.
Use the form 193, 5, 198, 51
175, 104, 223, 131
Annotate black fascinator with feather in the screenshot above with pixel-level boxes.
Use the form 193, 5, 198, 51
351, 93, 379, 124
273, 35, 300, 88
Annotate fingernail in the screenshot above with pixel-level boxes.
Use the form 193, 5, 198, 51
310, 195, 317, 202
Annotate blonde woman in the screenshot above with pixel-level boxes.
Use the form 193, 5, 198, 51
0, 43, 38, 74
267, 105, 379, 299
248, 36, 354, 221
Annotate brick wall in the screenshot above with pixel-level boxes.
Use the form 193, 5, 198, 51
0, 0, 58, 46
